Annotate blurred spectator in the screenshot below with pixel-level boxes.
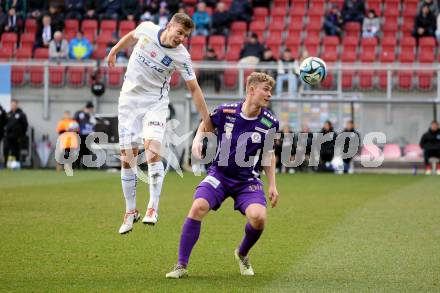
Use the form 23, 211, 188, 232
122, 0, 140, 21
36, 15, 54, 48
342, 0, 365, 24
0, 7, 7, 35
413, 5, 436, 40
68, 31, 93, 60
84, 0, 98, 20
27, 0, 47, 19
56, 110, 79, 171
319, 120, 337, 171
419, 120, 440, 175
212, 2, 231, 36
192, 2, 211, 36
417, 0, 438, 16
204, 0, 218, 8
153, 5, 170, 28
65, 0, 85, 20
166, 0, 180, 15
140, 0, 161, 21
238, 33, 264, 64
201, 48, 221, 93
0, 104, 7, 154
49, 31, 69, 61
276, 49, 299, 96
252, 0, 271, 8
3, 99, 28, 167
48, 4, 64, 33
261, 47, 278, 78
324, 4, 343, 37
3, 7, 22, 34
230, 0, 253, 23
74, 102, 96, 169
97, 0, 121, 20
341, 120, 360, 173
362, 9, 380, 38
4, 0, 25, 19
435, 14, 440, 40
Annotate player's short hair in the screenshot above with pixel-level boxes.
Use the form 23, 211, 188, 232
170, 13, 195, 31
246, 72, 275, 89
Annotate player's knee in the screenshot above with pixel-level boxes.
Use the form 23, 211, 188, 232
189, 198, 210, 220
246, 205, 267, 229
145, 140, 162, 163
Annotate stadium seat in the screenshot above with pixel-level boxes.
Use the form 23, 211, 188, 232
288, 5, 307, 19
344, 22, 361, 37
67, 67, 86, 87
366, 0, 382, 15
303, 34, 320, 56
320, 70, 334, 89
226, 35, 244, 61
341, 50, 357, 62
380, 36, 397, 56
342, 71, 356, 89
361, 37, 377, 55
34, 48, 49, 59
24, 18, 37, 34
268, 21, 285, 35
100, 20, 117, 36
49, 66, 65, 87
401, 18, 415, 37
65, 19, 79, 34
0, 47, 13, 60
82, 19, 98, 40
189, 36, 206, 61
383, 144, 402, 160
107, 67, 125, 88
273, 0, 289, 8
360, 144, 382, 161
119, 20, 136, 37
208, 35, 226, 60
11, 66, 26, 87
249, 21, 266, 41
403, 144, 423, 159
384, 0, 400, 11
290, 0, 308, 10
266, 34, 282, 59
29, 66, 45, 87
20, 33, 35, 50
382, 19, 399, 37
230, 21, 247, 37
223, 68, 238, 89
270, 6, 286, 23
15, 47, 32, 60
1, 32, 18, 51
398, 53, 415, 90
359, 70, 375, 89
342, 36, 359, 55
253, 7, 268, 22
417, 38, 436, 90
378, 51, 395, 90
400, 37, 416, 54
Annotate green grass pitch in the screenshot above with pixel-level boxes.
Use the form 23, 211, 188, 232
0, 170, 439, 292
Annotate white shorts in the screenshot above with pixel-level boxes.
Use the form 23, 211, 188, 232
118, 94, 168, 148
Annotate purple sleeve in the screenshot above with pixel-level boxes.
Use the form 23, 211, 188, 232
209, 105, 224, 128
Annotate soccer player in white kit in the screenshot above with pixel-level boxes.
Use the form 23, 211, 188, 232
107, 13, 212, 234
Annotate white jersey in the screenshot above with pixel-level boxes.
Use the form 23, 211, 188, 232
122, 21, 196, 100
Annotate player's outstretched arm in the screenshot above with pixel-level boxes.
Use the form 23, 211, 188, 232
191, 121, 210, 159
185, 79, 214, 132
263, 152, 279, 208
107, 31, 138, 68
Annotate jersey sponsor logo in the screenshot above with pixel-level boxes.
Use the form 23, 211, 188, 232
260, 117, 273, 128
161, 55, 173, 67
223, 108, 236, 114
255, 126, 268, 134
148, 121, 164, 127
226, 115, 236, 122
136, 52, 165, 73
251, 132, 261, 143
248, 184, 263, 192
150, 51, 157, 58
203, 175, 220, 188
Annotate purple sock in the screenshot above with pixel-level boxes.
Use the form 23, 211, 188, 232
178, 217, 201, 267
238, 222, 263, 256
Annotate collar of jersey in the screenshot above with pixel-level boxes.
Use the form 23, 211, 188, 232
238, 102, 260, 120
157, 28, 173, 49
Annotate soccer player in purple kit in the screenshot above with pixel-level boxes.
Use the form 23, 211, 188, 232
166, 72, 280, 278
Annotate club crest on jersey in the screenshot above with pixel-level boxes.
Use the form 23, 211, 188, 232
150, 51, 157, 58
224, 122, 234, 139
251, 132, 261, 143
161, 55, 173, 67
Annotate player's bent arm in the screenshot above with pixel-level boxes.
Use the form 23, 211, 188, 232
185, 79, 213, 131
107, 31, 138, 67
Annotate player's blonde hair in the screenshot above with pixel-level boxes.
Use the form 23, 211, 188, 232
170, 13, 195, 31
246, 72, 275, 90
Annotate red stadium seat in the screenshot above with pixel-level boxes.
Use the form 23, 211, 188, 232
11, 66, 26, 87
366, 0, 382, 15
342, 71, 355, 89
100, 20, 117, 36
20, 33, 35, 50
288, 5, 307, 18
208, 35, 226, 60
382, 19, 398, 37
384, 0, 400, 11
320, 50, 338, 62
401, 18, 415, 37
320, 70, 334, 89
268, 21, 285, 35
400, 37, 416, 55
230, 21, 247, 37
190, 36, 206, 60
397, 50, 415, 90
0, 47, 13, 60
29, 66, 44, 87
342, 36, 359, 54
361, 37, 377, 56
67, 67, 86, 87
1, 32, 18, 51
266, 34, 282, 59
380, 36, 397, 56
119, 20, 136, 37
290, 0, 308, 10
223, 68, 238, 89
249, 21, 266, 41
303, 34, 320, 56
65, 19, 79, 34
418, 38, 436, 90
271, 7, 286, 23
15, 47, 32, 60
341, 51, 357, 62
403, 144, 423, 159
359, 70, 375, 89
383, 144, 402, 160
25, 18, 37, 34
321, 36, 339, 61
49, 66, 65, 87
107, 67, 124, 88
361, 144, 382, 161
227, 35, 244, 58
360, 51, 376, 62
273, 0, 289, 8
344, 22, 361, 37
34, 48, 49, 59
82, 20, 98, 40
253, 7, 268, 22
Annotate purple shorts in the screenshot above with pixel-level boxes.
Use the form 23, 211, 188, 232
194, 170, 266, 215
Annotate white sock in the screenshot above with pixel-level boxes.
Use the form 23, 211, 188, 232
147, 161, 164, 212
121, 167, 137, 212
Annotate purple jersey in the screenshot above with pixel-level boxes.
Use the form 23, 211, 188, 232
208, 102, 279, 181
